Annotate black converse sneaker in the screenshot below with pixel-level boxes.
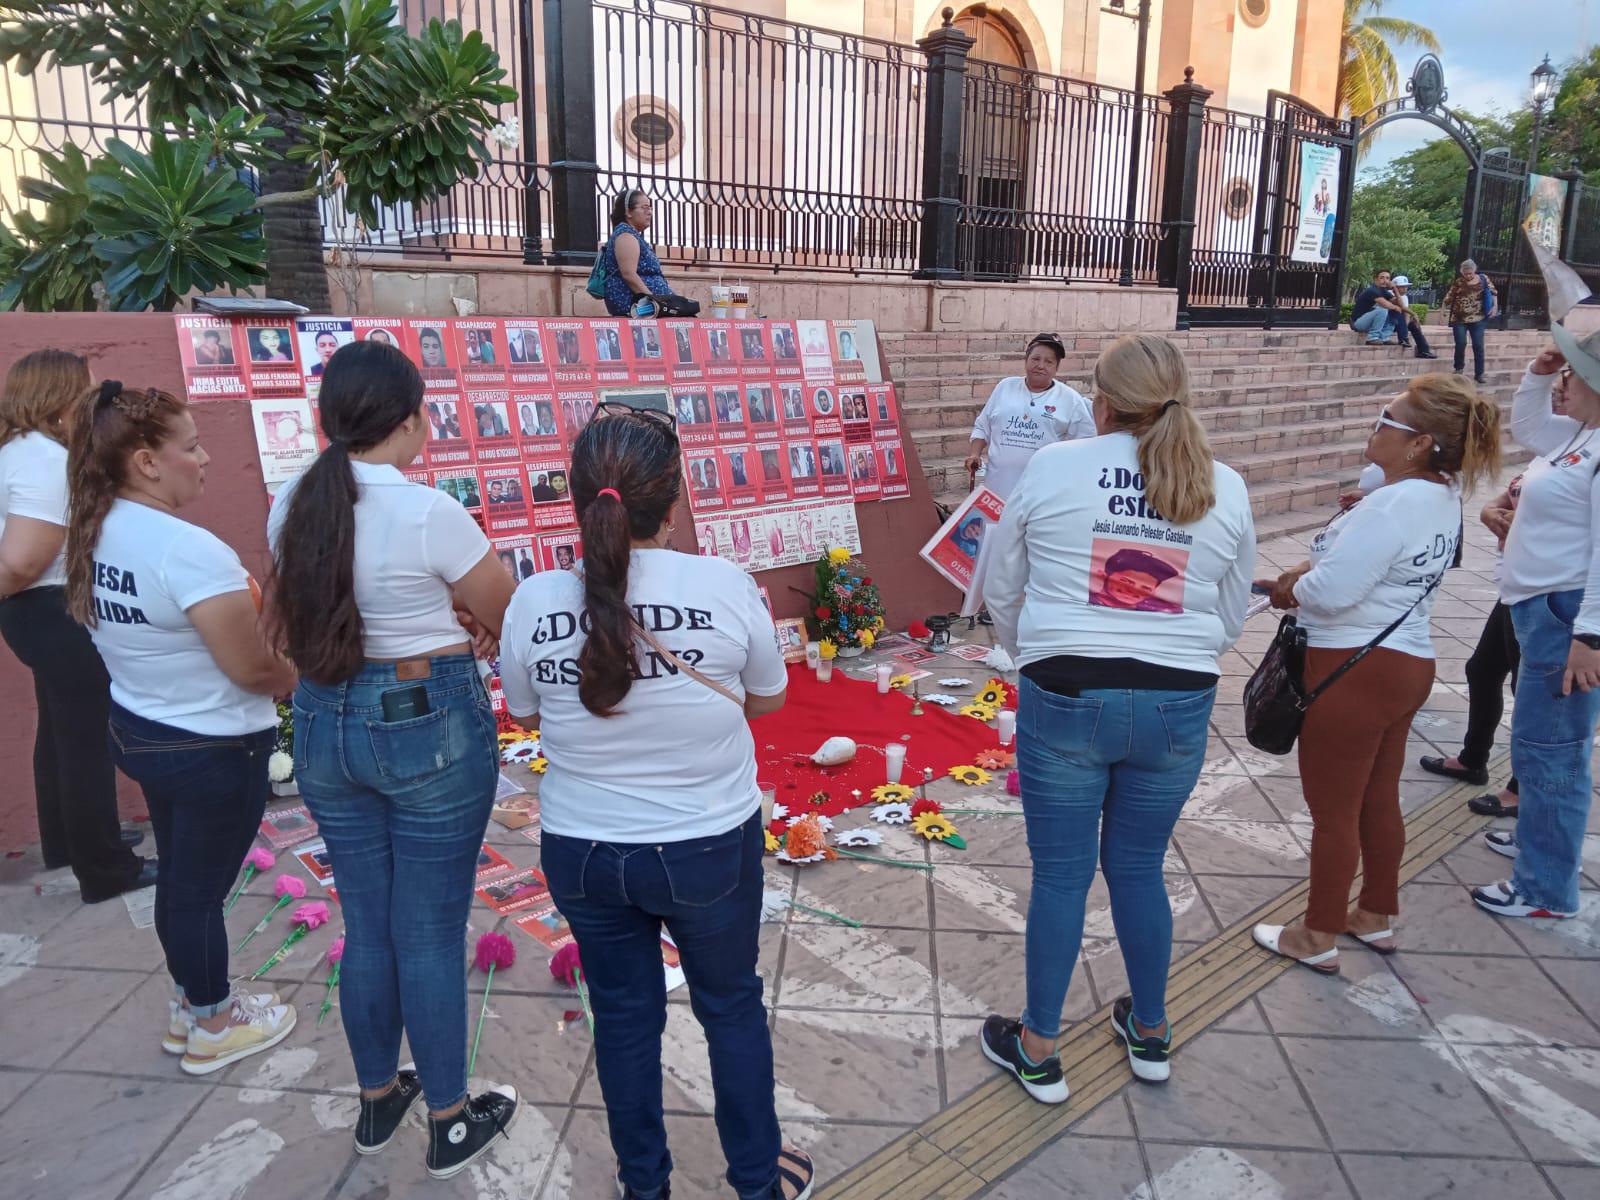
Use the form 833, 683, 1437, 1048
979, 1015, 1068, 1104
426, 1085, 520, 1180
355, 1069, 423, 1155
1110, 996, 1171, 1083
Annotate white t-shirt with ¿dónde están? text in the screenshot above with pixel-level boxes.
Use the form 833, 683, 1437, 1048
87, 499, 277, 736
499, 549, 787, 844
970, 377, 1096, 498
0, 431, 69, 589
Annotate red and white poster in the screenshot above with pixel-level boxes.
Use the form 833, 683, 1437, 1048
752, 440, 790, 505
663, 319, 705, 382
545, 320, 594, 386
847, 441, 882, 500
480, 462, 531, 533
779, 382, 811, 439
796, 320, 833, 378
744, 381, 780, 438
919, 486, 1004, 591
877, 436, 910, 500
505, 319, 552, 388
249, 397, 319, 484
404, 319, 459, 392
174, 315, 247, 402
352, 316, 406, 353
675, 386, 716, 450
422, 396, 473, 469
830, 319, 872, 384
809, 382, 843, 438
786, 439, 821, 499
536, 530, 583, 573
722, 445, 759, 508
816, 437, 852, 498
555, 389, 597, 445
712, 384, 749, 445
295, 317, 353, 401
734, 320, 771, 372
869, 382, 899, 432
590, 319, 631, 385
465, 389, 517, 459
525, 455, 575, 529
431, 466, 482, 513
512, 391, 564, 457
493, 532, 539, 583
693, 499, 862, 574
240, 319, 304, 398
455, 318, 508, 388
840, 384, 873, 444
768, 321, 802, 380
684, 448, 726, 512
628, 322, 670, 385
702, 320, 738, 380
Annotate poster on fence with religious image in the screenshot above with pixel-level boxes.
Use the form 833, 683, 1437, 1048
422, 396, 474, 469
809, 381, 843, 438
876, 435, 910, 500
786, 437, 821, 499
754, 439, 791, 505
721, 445, 759, 508
512, 390, 564, 457
431, 467, 483, 513
454, 317, 509, 388
174, 315, 247, 402
525, 456, 576, 528
796, 319, 834, 378
545, 320, 595, 386
537, 530, 584, 574
403, 320, 460, 391
249, 397, 320, 484
712, 383, 749, 444
465, 389, 517, 462
702, 320, 739, 380
683, 448, 727, 512
847, 441, 882, 500
295, 317, 353, 400
919, 485, 1004, 592
744, 381, 780, 438
1290, 142, 1340, 264
515, 904, 575, 951
493, 532, 539, 583
505, 318, 552, 387
477, 867, 552, 916
480, 462, 532, 534
663, 318, 705, 381
769, 320, 802, 380
779, 381, 812, 438
1522, 173, 1570, 254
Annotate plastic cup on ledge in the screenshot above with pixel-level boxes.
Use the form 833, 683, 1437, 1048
875, 663, 892, 694
817, 658, 833, 682
885, 742, 906, 783
998, 709, 1016, 747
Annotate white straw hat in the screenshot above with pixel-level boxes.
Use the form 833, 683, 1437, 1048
1551, 321, 1600, 393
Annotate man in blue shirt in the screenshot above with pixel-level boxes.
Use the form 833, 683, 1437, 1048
1349, 269, 1405, 344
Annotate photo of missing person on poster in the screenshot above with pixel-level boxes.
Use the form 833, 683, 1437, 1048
248, 326, 295, 363
1087, 541, 1189, 614
473, 399, 511, 439
426, 400, 463, 441
781, 384, 806, 422
191, 328, 235, 366
415, 326, 450, 369
518, 399, 559, 438
507, 326, 543, 363
746, 384, 776, 425
529, 469, 569, 504
632, 325, 663, 359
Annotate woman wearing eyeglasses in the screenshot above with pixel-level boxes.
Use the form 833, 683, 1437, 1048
268, 340, 521, 1180
1254, 375, 1501, 972
499, 404, 814, 1200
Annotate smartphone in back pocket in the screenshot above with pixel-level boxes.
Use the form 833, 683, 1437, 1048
381, 684, 432, 722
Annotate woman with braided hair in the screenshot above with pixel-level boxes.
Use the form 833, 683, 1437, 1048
64, 380, 297, 1074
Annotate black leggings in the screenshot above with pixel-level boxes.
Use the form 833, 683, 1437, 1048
1460, 601, 1519, 793
0, 585, 142, 898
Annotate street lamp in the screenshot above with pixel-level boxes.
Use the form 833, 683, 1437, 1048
1529, 54, 1557, 170
1105, 0, 1152, 287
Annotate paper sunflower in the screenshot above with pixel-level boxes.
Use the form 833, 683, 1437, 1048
764, 829, 782, 853
973, 748, 1016, 771
937, 678, 971, 689
889, 674, 915, 692
528, 756, 549, 774
871, 783, 915, 805
923, 694, 960, 706
948, 764, 992, 786
959, 703, 999, 722
833, 828, 883, 848
870, 802, 913, 825
496, 730, 525, 747
976, 679, 1009, 708
912, 811, 959, 841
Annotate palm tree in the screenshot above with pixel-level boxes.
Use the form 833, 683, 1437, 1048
1339, 0, 1441, 120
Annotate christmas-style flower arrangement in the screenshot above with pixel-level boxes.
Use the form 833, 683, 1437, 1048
810, 547, 886, 655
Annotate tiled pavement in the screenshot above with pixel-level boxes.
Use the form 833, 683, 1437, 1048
2, 492, 1598, 1199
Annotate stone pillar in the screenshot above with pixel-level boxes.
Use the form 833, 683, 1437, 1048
543, 0, 600, 264
914, 9, 974, 281
1157, 67, 1214, 330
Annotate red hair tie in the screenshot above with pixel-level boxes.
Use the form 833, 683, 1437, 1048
597, 488, 622, 502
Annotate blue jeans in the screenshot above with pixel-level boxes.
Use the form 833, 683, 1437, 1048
1352, 308, 1399, 342
1509, 591, 1599, 913
1016, 676, 1217, 1036
108, 704, 274, 1015
1452, 320, 1487, 376
293, 655, 497, 1110
541, 812, 780, 1200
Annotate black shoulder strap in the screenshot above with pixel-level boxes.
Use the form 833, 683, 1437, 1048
1303, 570, 1445, 705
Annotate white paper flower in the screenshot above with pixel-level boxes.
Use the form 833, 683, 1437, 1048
833, 828, 883, 848
776, 847, 829, 865
870, 802, 912, 825
771, 803, 789, 821
500, 737, 541, 764
267, 751, 294, 783
923, 694, 960, 706
938, 678, 971, 688
787, 813, 833, 832
760, 889, 791, 922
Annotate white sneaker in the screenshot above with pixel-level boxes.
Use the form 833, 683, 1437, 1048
180, 993, 297, 1076
1470, 880, 1576, 920
1483, 830, 1519, 859
164, 986, 281, 1054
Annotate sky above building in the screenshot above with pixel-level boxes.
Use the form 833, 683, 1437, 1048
1356, 0, 1595, 178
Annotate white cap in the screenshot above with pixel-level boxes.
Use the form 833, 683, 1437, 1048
1392, 275, 1410, 286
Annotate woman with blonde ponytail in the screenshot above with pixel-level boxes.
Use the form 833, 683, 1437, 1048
1255, 372, 1500, 969
0, 350, 148, 903
983, 334, 1256, 1100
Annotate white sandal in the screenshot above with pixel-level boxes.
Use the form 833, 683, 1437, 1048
1252, 923, 1340, 975
1347, 927, 1398, 955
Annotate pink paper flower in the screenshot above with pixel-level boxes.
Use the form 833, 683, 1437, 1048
326, 936, 346, 965
474, 931, 517, 973
550, 941, 583, 987
1005, 770, 1021, 796
245, 847, 276, 871
291, 901, 331, 929
273, 874, 307, 900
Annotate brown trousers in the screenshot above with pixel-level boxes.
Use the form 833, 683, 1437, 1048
1297, 646, 1436, 934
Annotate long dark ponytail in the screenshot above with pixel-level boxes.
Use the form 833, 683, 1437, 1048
569, 410, 681, 716
270, 340, 424, 684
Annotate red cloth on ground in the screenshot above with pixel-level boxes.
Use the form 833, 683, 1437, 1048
749, 664, 1001, 819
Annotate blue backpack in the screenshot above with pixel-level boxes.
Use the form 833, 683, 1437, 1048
585, 238, 610, 300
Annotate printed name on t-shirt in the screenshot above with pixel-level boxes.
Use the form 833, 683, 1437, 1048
91, 560, 149, 624
523, 602, 719, 686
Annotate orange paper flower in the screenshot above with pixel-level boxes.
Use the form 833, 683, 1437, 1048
974, 748, 1015, 771
784, 814, 832, 861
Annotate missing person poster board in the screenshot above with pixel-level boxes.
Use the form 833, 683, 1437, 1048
919, 486, 1005, 594
1290, 142, 1340, 264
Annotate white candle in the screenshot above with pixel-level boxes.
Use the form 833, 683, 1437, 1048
875, 663, 892, 693
997, 708, 1017, 747
817, 657, 833, 682
885, 742, 906, 783
760, 785, 776, 825
805, 641, 821, 672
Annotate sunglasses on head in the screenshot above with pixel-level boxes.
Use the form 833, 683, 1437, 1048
594, 400, 678, 435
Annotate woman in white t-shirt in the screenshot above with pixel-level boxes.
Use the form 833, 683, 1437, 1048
499, 407, 815, 1200
63, 381, 298, 1075
268, 341, 520, 1181
963, 333, 1095, 499
0, 350, 147, 903
1469, 337, 1600, 921
982, 334, 1256, 1101
1254, 374, 1500, 971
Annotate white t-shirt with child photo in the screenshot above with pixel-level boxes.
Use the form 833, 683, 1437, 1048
88, 499, 277, 736
0, 432, 69, 589
500, 549, 787, 843
970, 378, 1095, 498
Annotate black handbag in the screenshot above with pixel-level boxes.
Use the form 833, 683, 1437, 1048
1243, 574, 1443, 755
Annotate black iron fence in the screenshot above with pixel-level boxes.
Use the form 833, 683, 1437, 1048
1566, 177, 1600, 301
